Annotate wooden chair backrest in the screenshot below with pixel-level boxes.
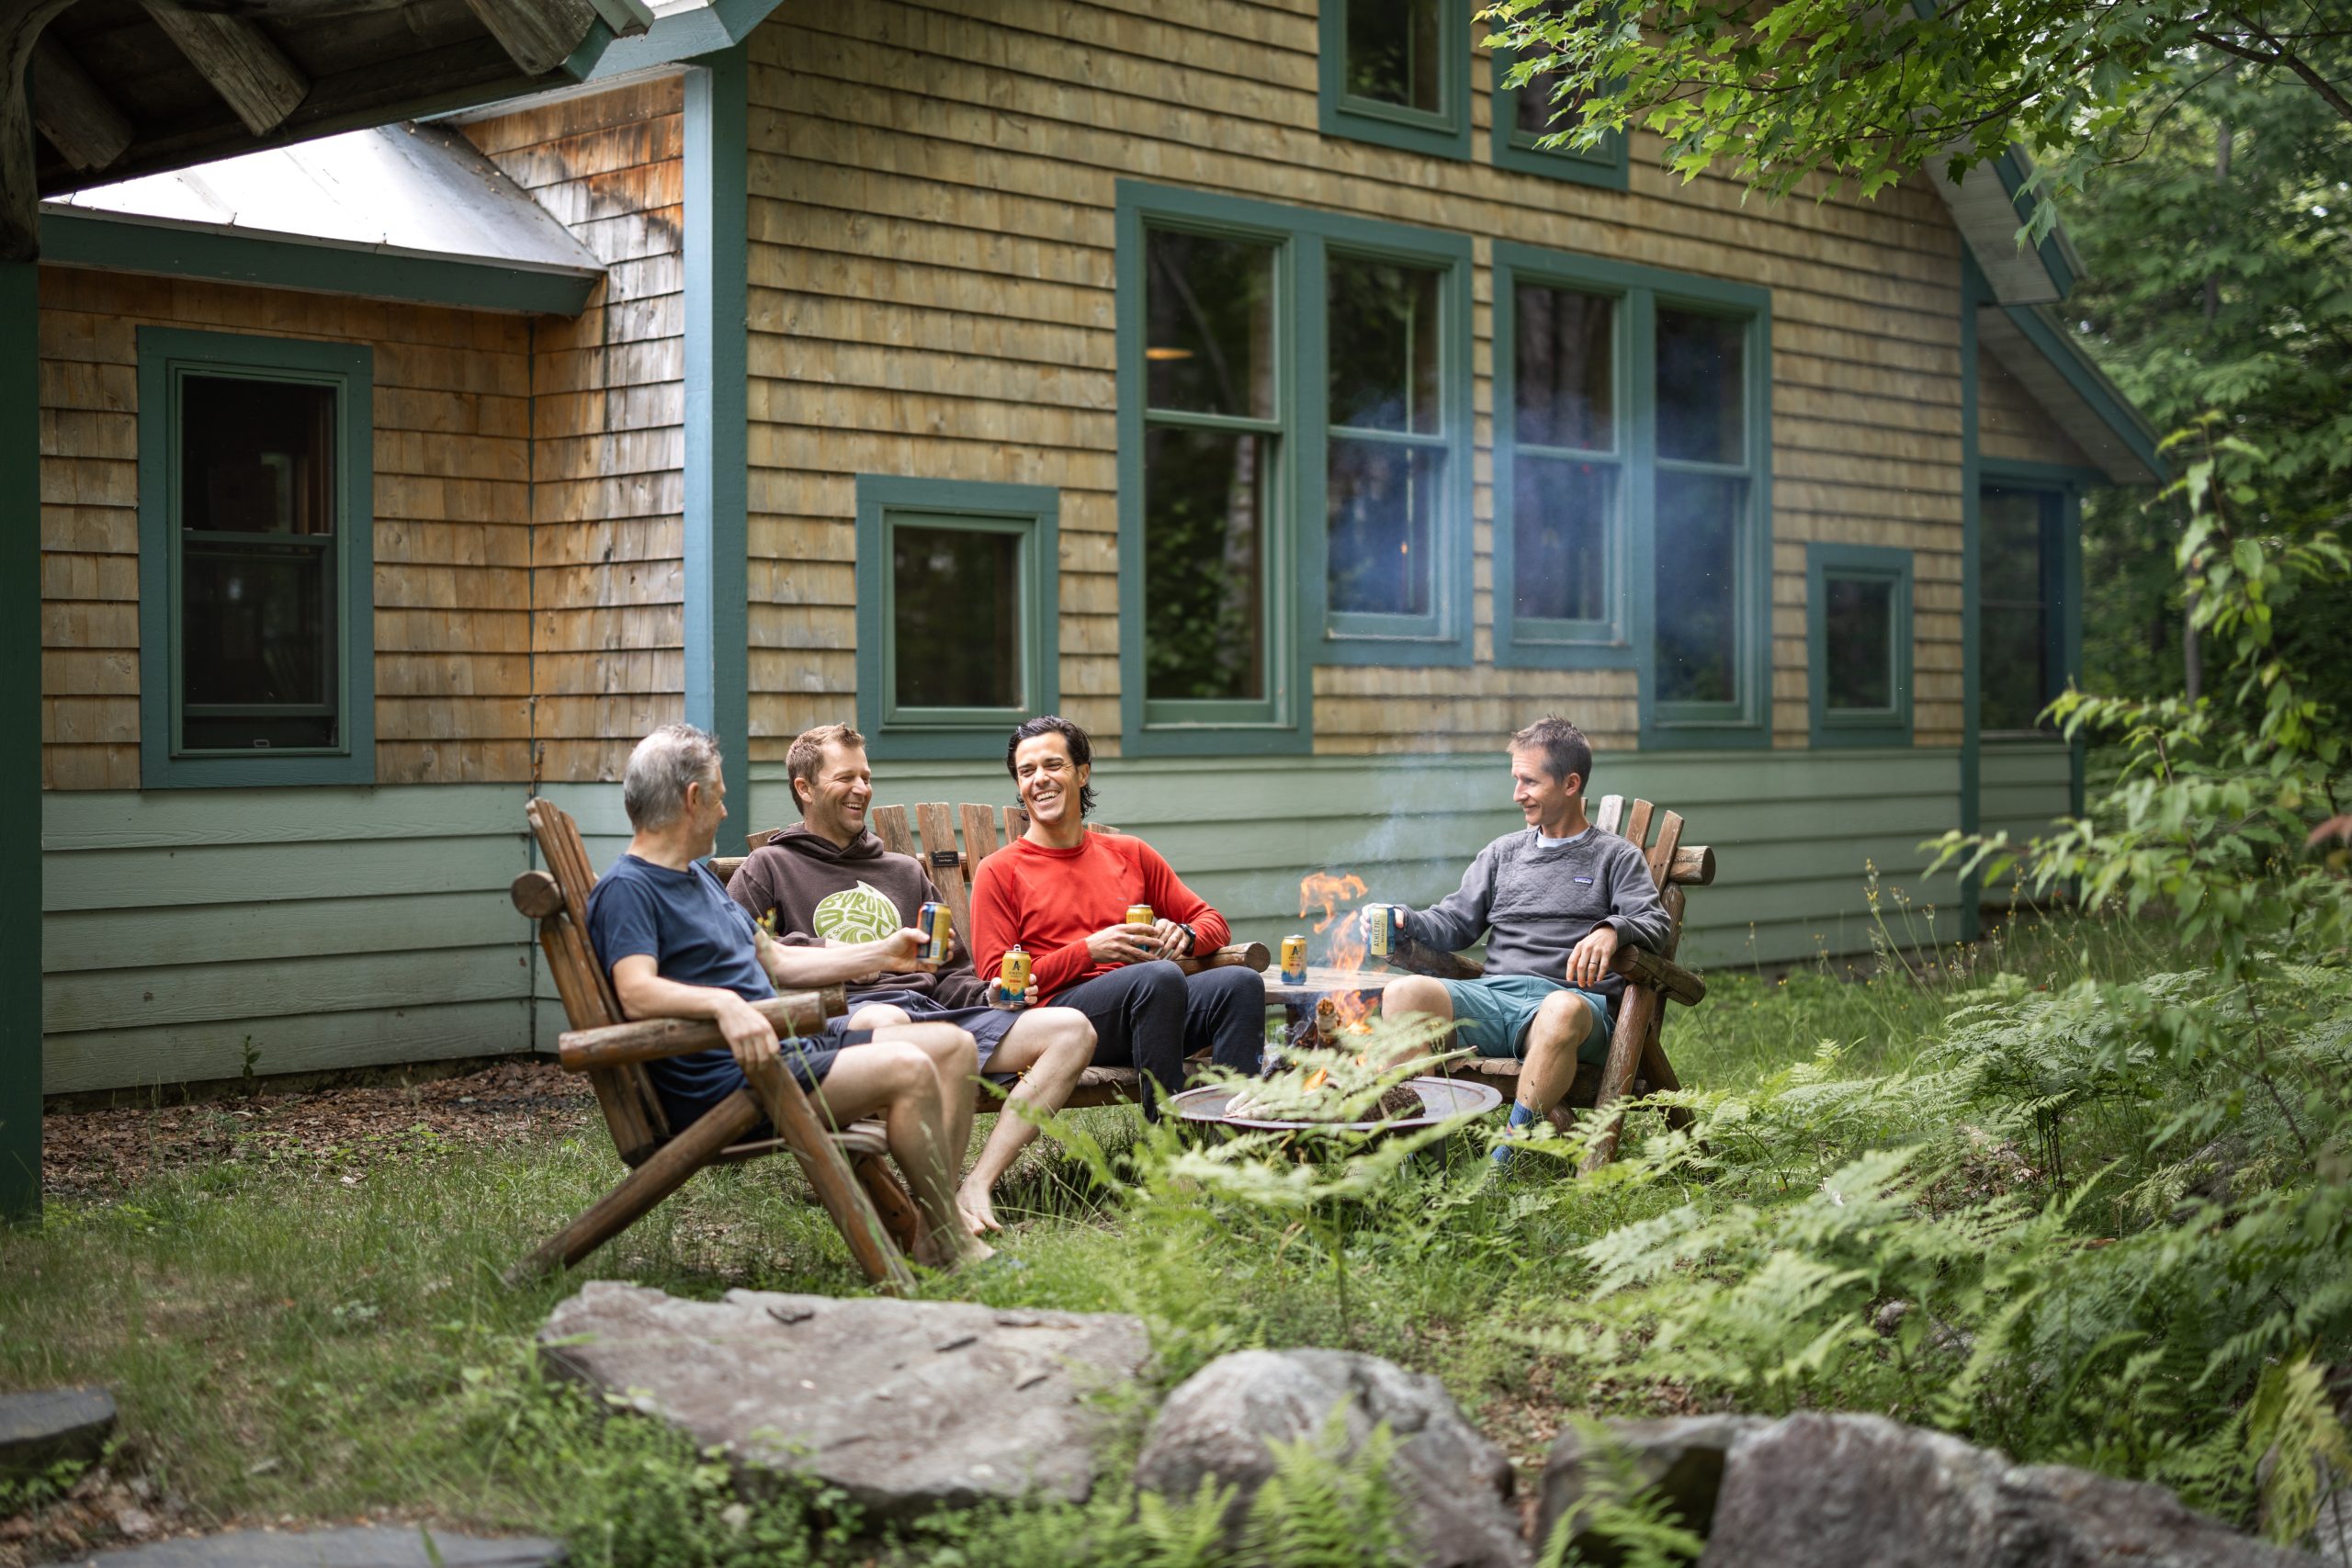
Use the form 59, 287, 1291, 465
523, 797, 672, 1166
1591, 794, 1690, 955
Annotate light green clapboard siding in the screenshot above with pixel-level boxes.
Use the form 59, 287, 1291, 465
1980, 739, 2075, 849
745, 748, 1965, 968
40, 786, 538, 1093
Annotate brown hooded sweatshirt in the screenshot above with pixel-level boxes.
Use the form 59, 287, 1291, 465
725, 824, 989, 1008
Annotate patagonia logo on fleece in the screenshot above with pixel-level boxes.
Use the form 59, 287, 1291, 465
1573, 876, 1593, 885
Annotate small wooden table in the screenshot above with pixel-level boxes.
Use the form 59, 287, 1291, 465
1261, 964, 1413, 1032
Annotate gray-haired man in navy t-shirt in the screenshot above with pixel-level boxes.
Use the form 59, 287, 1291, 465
1374, 716, 1670, 1164
585, 723, 993, 1269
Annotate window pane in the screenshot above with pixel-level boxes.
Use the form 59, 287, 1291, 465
1981, 606, 2051, 730
180, 541, 334, 750
1656, 310, 1744, 464
1329, 255, 1442, 434
1329, 438, 1437, 616
1514, 284, 1612, 449
1823, 575, 1894, 710
1346, 0, 1442, 111
1980, 489, 2047, 605
1145, 231, 1277, 419
1654, 472, 1742, 704
181, 376, 336, 535
1513, 457, 1610, 623
893, 525, 1021, 710
1146, 423, 1268, 702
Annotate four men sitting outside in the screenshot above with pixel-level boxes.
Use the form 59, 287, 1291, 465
587, 710, 1674, 1261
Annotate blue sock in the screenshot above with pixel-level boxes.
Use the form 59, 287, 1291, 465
1491, 1101, 1540, 1166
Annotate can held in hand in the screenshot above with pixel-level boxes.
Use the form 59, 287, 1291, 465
1366, 903, 1405, 958
1279, 934, 1307, 986
917, 900, 952, 963
1125, 903, 1154, 927
995, 944, 1032, 1006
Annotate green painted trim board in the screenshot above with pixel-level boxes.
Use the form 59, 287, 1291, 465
1487, 44, 1629, 188
684, 47, 751, 851
41, 212, 600, 318
1, 261, 38, 1218
853, 475, 1061, 761
134, 327, 378, 788
1959, 251, 1984, 937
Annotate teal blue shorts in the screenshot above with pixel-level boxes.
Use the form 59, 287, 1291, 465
1437, 975, 1612, 1065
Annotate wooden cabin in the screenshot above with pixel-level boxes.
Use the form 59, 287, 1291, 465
23, 0, 2160, 1102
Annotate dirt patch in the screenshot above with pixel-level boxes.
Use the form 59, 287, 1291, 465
41, 1060, 595, 1201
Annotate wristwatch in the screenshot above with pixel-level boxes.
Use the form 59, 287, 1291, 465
1176, 921, 1198, 956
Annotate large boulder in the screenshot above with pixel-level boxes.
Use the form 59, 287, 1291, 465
540, 1281, 1148, 1520
1532, 1415, 1768, 1564
1132, 1348, 1525, 1568
1700, 1412, 2324, 1568
85, 1527, 560, 1564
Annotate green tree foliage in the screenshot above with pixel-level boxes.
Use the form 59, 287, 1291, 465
2068, 70, 2352, 702
1479, 0, 2351, 227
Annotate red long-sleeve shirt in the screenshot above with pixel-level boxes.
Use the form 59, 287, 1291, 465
967, 832, 1231, 999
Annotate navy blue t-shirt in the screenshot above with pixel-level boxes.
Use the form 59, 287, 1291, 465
585, 853, 774, 1107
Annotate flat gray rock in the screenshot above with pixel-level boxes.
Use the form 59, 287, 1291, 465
540, 1280, 1149, 1520
1535, 1415, 1768, 1564
81, 1525, 560, 1565
1133, 1348, 1526, 1568
0, 1385, 116, 1483
1701, 1412, 2323, 1568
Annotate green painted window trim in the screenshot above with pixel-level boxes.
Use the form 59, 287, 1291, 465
854, 476, 1061, 761
135, 326, 376, 789
1487, 44, 1629, 188
1114, 183, 1476, 755
1317, 0, 1473, 161
1805, 542, 1913, 749
1490, 243, 1772, 750
40, 212, 600, 319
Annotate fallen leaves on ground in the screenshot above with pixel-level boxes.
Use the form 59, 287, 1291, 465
40, 1060, 594, 1201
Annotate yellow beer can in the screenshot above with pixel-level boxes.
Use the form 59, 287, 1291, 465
1125, 903, 1154, 926
995, 944, 1032, 1006
1279, 934, 1307, 985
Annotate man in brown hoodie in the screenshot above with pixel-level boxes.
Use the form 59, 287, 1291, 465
729, 723, 1096, 1235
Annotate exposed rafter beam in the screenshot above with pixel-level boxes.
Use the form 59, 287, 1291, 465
460, 0, 601, 77
138, 1, 310, 139
1, 1, 82, 263
31, 38, 132, 174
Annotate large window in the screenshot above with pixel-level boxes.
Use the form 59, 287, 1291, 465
1116, 184, 1473, 752
1491, 245, 1771, 744
1317, 0, 1471, 159
136, 328, 374, 787
1806, 543, 1913, 747
854, 476, 1060, 759
1979, 484, 2064, 733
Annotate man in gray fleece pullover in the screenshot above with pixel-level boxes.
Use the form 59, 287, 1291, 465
1379, 716, 1671, 1159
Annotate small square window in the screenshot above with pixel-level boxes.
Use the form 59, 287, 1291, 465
1806, 542, 1913, 749
136, 328, 375, 788
1318, 0, 1471, 159
855, 477, 1060, 759
1489, 20, 1630, 189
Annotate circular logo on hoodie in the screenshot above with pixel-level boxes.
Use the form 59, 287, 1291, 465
811, 881, 902, 944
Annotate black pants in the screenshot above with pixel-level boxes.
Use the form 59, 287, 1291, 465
1056, 960, 1265, 1118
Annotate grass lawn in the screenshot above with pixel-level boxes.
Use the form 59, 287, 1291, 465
0, 908, 2280, 1562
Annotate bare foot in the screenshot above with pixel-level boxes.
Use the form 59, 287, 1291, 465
957, 1182, 1003, 1235
912, 1229, 997, 1271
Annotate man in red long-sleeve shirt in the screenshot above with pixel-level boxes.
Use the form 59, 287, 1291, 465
968, 716, 1266, 1117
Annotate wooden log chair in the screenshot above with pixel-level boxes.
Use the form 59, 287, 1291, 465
1385, 795, 1713, 1171
711, 803, 1270, 1111
510, 798, 923, 1292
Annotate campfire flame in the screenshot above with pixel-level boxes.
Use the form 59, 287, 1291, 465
1299, 871, 1366, 934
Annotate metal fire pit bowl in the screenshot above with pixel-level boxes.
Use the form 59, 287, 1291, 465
1170, 1076, 1502, 1134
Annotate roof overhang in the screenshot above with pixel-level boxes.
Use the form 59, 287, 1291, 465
1927, 145, 2084, 306
38, 123, 604, 317
562, 0, 786, 80
1979, 302, 2166, 485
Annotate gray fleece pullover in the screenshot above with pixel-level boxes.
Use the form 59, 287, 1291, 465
1405, 827, 1672, 1002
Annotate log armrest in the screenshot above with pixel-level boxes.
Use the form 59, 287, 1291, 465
557, 987, 850, 1071
1175, 941, 1270, 976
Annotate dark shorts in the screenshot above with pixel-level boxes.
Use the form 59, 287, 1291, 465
651, 1019, 868, 1136
1437, 975, 1612, 1065
843, 988, 1018, 1071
